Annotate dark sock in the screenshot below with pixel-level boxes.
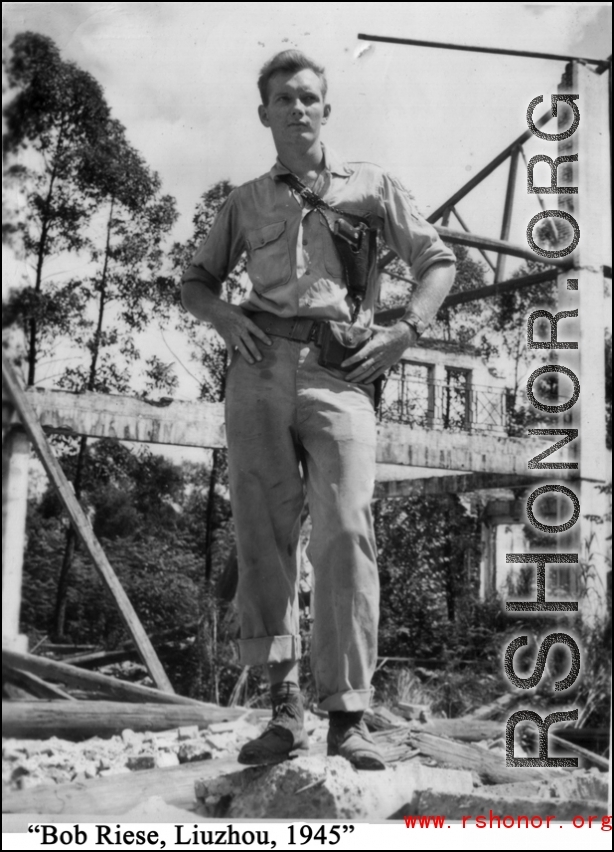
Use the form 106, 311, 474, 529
270, 681, 300, 703
329, 710, 363, 727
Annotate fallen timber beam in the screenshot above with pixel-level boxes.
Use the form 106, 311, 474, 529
37, 643, 98, 654
2, 665, 74, 701
413, 719, 608, 769
62, 638, 194, 669
409, 731, 563, 785
61, 647, 152, 669
3, 649, 216, 708
2, 356, 173, 693
547, 733, 610, 772
2, 700, 246, 741
373, 472, 549, 500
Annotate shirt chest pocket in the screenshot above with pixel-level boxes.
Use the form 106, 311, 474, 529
245, 221, 291, 292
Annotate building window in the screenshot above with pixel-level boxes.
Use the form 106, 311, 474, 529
380, 361, 433, 427
443, 367, 471, 431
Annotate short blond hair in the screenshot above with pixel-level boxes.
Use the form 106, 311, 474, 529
257, 50, 327, 105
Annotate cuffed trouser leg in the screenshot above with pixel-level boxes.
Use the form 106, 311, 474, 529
225, 338, 379, 708
225, 340, 305, 666
297, 347, 379, 712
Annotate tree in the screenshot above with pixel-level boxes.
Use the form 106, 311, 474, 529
374, 492, 481, 655
170, 181, 247, 578
167, 181, 249, 700
4, 32, 111, 385
4, 31, 179, 637
22, 441, 198, 651
52, 119, 178, 637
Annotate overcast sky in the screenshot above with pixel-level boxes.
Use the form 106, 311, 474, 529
2, 2, 611, 402
3, 1, 611, 246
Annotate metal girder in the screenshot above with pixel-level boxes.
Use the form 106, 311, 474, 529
495, 146, 520, 282
357, 33, 608, 67
374, 269, 556, 323
378, 224, 572, 272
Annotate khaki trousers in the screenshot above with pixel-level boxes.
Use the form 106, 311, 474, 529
225, 336, 379, 712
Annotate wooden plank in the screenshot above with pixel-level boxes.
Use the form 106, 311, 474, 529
2, 428, 30, 653
374, 472, 548, 500
410, 731, 562, 784
417, 718, 502, 742
2, 755, 244, 816
2, 666, 74, 701
3, 649, 205, 707
2, 700, 247, 741
415, 719, 609, 770
2, 356, 174, 693
25, 387, 225, 449
61, 648, 143, 668
38, 643, 99, 654
548, 733, 610, 772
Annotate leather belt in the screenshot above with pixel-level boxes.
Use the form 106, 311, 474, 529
247, 311, 324, 344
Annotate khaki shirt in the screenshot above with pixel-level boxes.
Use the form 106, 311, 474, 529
183, 147, 455, 341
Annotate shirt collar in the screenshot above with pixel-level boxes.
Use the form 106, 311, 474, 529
270, 144, 352, 180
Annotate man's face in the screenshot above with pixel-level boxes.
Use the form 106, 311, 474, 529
258, 68, 331, 151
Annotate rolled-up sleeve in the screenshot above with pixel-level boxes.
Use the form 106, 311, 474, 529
379, 173, 455, 280
181, 191, 246, 293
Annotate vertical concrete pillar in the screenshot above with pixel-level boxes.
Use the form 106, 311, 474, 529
432, 362, 446, 428
556, 62, 610, 623
479, 517, 496, 598
2, 427, 30, 652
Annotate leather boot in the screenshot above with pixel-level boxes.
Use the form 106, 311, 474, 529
238, 683, 309, 765
327, 710, 386, 770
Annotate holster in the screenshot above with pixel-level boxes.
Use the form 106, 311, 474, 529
276, 173, 378, 315
330, 216, 378, 308
316, 322, 368, 370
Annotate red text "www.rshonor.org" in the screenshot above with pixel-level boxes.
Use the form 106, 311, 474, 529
404, 812, 612, 829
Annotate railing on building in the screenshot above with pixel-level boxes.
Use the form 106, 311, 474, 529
379, 361, 509, 434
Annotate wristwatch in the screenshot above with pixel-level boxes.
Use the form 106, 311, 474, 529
399, 311, 427, 338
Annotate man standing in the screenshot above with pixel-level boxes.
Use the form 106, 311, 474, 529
182, 50, 455, 769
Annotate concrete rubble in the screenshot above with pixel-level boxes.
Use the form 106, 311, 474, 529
2, 703, 610, 820
2, 710, 268, 792
195, 755, 473, 820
